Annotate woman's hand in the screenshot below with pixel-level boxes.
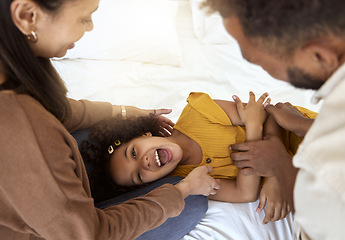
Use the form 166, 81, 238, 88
112, 106, 175, 136
137, 107, 175, 136
257, 177, 291, 224
175, 165, 221, 198
152, 112, 175, 137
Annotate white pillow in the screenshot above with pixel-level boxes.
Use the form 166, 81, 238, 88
64, 0, 182, 66
190, 0, 235, 44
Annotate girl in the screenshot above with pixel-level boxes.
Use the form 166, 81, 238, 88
82, 91, 317, 222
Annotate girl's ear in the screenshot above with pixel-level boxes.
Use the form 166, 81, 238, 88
143, 132, 152, 137
11, 0, 39, 35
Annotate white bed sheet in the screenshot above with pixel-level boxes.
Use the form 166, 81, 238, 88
52, 1, 322, 239
183, 199, 295, 240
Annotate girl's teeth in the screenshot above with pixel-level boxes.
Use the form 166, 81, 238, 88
155, 150, 161, 167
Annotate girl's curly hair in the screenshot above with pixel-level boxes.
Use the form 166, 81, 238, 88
80, 115, 162, 203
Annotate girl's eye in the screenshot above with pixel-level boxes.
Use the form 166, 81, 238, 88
137, 171, 143, 183
132, 148, 136, 158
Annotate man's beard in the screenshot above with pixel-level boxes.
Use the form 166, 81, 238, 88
287, 67, 326, 90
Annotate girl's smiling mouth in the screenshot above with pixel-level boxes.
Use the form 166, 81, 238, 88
154, 149, 173, 167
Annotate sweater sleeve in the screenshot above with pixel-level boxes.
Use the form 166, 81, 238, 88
0, 94, 185, 240
64, 98, 113, 131
45, 185, 185, 240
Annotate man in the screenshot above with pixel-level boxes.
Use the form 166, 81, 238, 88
202, 0, 345, 239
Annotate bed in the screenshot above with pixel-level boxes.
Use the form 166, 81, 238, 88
52, 0, 323, 239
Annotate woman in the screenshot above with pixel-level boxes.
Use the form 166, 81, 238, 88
0, 0, 220, 239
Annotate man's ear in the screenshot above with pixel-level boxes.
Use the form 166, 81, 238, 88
143, 132, 152, 137
11, 0, 39, 35
297, 40, 340, 78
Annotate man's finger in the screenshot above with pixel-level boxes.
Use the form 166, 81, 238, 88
264, 104, 276, 113
275, 102, 283, 108
232, 160, 251, 169
263, 207, 275, 224
230, 142, 251, 152
230, 150, 250, 161
271, 208, 282, 221
256, 195, 266, 213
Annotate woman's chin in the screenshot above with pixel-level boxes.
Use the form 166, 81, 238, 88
54, 52, 67, 59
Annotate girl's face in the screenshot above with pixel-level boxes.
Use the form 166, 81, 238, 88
109, 134, 183, 186
31, 0, 99, 58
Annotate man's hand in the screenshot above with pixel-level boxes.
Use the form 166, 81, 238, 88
257, 177, 291, 224
230, 135, 292, 177
265, 102, 313, 137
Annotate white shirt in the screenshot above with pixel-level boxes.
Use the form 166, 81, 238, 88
293, 63, 345, 240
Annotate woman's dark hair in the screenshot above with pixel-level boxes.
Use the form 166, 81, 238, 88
80, 115, 162, 203
202, 0, 345, 58
0, 0, 74, 122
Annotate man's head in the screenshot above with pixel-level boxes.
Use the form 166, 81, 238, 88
202, 0, 345, 89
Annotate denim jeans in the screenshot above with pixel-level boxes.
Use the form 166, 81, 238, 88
71, 128, 208, 240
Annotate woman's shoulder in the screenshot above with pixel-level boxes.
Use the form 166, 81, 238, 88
0, 91, 63, 137
0, 91, 57, 121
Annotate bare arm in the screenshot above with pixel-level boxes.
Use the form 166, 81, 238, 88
210, 92, 269, 203
208, 173, 260, 202
213, 99, 244, 126
230, 136, 297, 211
257, 114, 292, 222
263, 114, 284, 142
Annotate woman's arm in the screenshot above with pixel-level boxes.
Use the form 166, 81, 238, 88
65, 99, 173, 133
3, 96, 219, 240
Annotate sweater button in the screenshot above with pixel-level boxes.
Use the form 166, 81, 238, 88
206, 158, 212, 163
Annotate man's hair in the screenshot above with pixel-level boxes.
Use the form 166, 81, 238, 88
202, 0, 345, 57
80, 115, 162, 203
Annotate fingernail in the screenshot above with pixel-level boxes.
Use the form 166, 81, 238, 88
264, 103, 269, 108
232, 95, 237, 101
229, 146, 232, 151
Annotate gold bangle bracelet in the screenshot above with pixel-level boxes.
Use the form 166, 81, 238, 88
121, 105, 126, 120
